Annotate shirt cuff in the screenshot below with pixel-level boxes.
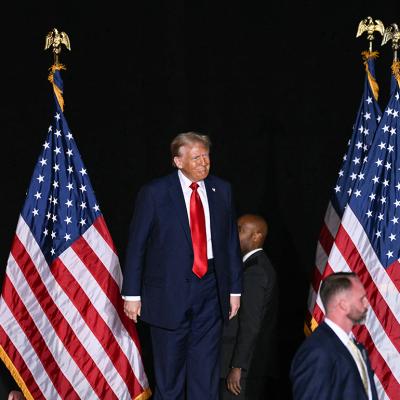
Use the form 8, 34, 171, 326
122, 295, 141, 301
230, 293, 241, 296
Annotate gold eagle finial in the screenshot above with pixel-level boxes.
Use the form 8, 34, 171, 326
356, 16, 385, 52
382, 23, 400, 61
382, 23, 400, 48
44, 28, 71, 65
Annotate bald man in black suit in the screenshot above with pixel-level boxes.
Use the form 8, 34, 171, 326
220, 214, 279, 399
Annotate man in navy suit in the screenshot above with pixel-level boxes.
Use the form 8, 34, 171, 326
122, 132, 243, 400
290, 272, 378, 400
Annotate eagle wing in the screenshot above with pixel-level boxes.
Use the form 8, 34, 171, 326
382, 26, 394, 46
356, 19, 367, 37
60, 32, 71, 50
375, 19, 385, 36
44, 31, 53, 50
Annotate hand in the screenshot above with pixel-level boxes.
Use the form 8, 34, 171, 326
123, 300, 141, 323
8, 391, 25, 400
229, 295, 240, 319
226, 368, 242, 395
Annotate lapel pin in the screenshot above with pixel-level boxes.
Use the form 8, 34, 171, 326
212, 187, 216, 192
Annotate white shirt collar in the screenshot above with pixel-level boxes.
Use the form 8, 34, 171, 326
243, 248, 263, 262
324, 318, 352, 346
178, 169, 205, 191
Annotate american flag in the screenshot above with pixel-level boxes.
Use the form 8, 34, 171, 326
0, 65, 151, 400
306, 52, 382, 333
309, 56, 400, 398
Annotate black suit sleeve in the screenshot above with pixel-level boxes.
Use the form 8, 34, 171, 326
0, 362, 18, 398
231, 264, 272, 370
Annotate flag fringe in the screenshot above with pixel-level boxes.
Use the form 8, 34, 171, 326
392, 61, 400, 89
362, 51, 380, 101
48, 64, 66, 112
304, 316, 319, 337
134, 387, 152, 400
0, 345, 34, 400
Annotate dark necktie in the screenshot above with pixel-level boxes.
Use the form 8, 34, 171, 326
189, 182, 208, 278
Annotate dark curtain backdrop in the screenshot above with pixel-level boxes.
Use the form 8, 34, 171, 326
1, 2, 399, 398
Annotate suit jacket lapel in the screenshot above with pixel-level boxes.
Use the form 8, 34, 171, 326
205, 176, 217, 238
243, 251, 263, 270
168, 172, 192, 245
322, 323, 362, 369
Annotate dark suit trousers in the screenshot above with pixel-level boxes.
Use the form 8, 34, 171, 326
150, 268, 222, 400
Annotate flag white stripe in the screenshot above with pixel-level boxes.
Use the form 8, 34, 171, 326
308, 241, 329, 315
324, 202, 341, 238
6, 253, 99, 400
315, 241, 329, 275
0, 294, 62, 400
83, 224, 122, 287
307, 285, 318, 315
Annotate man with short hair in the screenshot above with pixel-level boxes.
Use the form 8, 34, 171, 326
290, 272, 378, 400
122, 132, 243, 400
220, 214, 278, 399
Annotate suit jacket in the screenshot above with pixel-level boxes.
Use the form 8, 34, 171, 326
220, 250, 278, 379
290, 322, 378, 400
0, 363, 18, 399
121, 171, 243, 330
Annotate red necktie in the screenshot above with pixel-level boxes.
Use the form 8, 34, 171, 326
189, 182, 208, 278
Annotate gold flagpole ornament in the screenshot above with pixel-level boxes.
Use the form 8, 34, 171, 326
44, 28, 71, 112
356, 17, 383, 101
382, 23, 400, 62
356, 16, 385, 52
44, 28, 71, 66
382, 23, 400, 87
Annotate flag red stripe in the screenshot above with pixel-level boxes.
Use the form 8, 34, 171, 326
311, 265, 322, 292
2, 274, 79, 399
321, 262, 334, 280
52, 257, 141, 398
71, 236, 142, 347
317, 223, 335, 260
312, 302, 324, 326
386, 259, 400, 292
93, 216, 117, 253
11, 235, 116, 399
0, 325, 44, 399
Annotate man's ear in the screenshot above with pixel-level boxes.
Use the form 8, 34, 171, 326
174, 156, 182, 169
338, 297, 349, 313
252, 231, 262, 245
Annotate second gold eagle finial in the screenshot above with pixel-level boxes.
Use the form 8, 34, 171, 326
381, 23, 400, 62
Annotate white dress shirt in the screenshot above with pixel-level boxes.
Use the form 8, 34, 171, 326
177, 170, 213, 259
